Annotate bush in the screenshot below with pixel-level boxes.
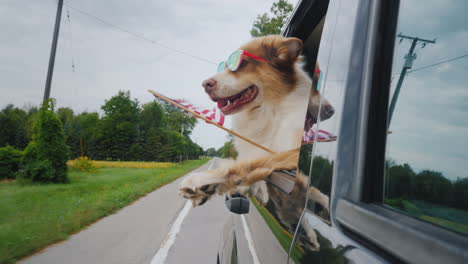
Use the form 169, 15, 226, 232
0, 145, 23, 179
69, 156, 96, 173
20, 99, 69, 183
385, 197, 404, 209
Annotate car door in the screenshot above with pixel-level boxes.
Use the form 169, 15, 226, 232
292, 0, 468, 263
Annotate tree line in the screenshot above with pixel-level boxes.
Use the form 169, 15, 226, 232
0, 90, 205, 163
302, 151, 468, 211
385, 161, 468, 211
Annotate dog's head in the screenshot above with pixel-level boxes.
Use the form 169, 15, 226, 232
305, 64, 335, 131
202, 35, 334, 123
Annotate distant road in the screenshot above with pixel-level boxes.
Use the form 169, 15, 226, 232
21, 158, 230, 264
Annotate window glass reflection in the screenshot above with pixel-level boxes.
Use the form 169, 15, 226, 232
384, 0, 468, 235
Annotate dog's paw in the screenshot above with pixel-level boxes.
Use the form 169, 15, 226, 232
250, 181, 270, 205
179, 172, 221, 207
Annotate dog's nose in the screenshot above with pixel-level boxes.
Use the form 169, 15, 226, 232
321, 104, 335, 120
202, 79, 217, 94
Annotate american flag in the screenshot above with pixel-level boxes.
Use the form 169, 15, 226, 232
150, 90, 335, 146
173, 99, 225, 126
303, 126, 337, 143
172, 98, 335, 143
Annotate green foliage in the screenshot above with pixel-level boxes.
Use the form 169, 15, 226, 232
206, 147, 218, 157
164, 106, 197, 137
0, 145, 23, 179
453, 178, 468, 210
20, 99, 69, 183
385, 161, 468, 215
385, 163, 415, 198
1, 90, 205, 163
217, 134, 238, 159
250, 0, 294, 37
140, 101, 166, 133
384, 197, 404, 208
76, 112, 100, 158
100, 91, 140, 160
414, 170, 453, 204
69, 156, 96, 173
0, 105, 28, 150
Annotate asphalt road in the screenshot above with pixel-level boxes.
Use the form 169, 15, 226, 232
21, 158, 230, 264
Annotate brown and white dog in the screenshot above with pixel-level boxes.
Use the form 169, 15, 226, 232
179, 35, 334, 207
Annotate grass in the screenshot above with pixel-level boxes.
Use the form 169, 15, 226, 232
0, 159, 208, 264
67, 159, 174, 169
386, 199, 468, 235
420, 215, 468, 234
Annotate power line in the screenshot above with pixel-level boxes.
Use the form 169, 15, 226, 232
66, 5, 218, 65
393, 53, 468, 76
408, 54, 468, 74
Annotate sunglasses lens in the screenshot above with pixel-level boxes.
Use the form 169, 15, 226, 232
227, 50, 242, 71
217, 61, 226, 72
316, 72, 323, 91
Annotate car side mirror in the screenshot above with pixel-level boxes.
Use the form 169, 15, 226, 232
225, 193, 250, 214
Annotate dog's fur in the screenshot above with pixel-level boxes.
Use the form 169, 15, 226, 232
179, 35, 333, 209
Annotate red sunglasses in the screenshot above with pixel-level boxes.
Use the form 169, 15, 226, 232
217, 50, 267, 72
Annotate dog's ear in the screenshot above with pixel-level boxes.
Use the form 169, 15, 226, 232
271, 37, 303, 67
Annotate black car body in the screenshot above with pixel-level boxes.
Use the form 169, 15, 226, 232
218, 0, 468, 263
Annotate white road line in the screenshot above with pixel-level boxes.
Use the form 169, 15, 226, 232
241, 215, 261, 264
150, 159, 215, 264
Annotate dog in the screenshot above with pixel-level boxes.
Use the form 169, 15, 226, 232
179, 35, 334, 208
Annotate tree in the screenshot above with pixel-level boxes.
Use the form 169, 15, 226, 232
139, 102, 167, 161
21, 99, 69, 183
76, 112, 100, 158
413, 170, 453, 205
164, 107, 197, 137
453, 177, 468, 210
57, 107, 80, 158
0, 145, 22, 179
250, 0, 293, 37
158, 130, 186, 162
217, 135, 238, 159
140, 102, 166, 134
100, 91, 140, 160
206, 148, 218, 157
385, 163, 415, 199
0, 104, 28, 149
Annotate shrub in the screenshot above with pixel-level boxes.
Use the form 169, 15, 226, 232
0, 145, 23, 179
69, 156, 96, 173
20, 99, 69, 183
385, 197, 404, 209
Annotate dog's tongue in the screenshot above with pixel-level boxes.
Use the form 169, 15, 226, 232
217, 99, 228, 109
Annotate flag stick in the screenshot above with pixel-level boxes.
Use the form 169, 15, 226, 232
148, 90, 275, 154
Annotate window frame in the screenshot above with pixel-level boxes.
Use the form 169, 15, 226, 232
331, 0, 468, 263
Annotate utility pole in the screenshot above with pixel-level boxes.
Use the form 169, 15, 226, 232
388, 33, 436, 126
43, 0, 64, 103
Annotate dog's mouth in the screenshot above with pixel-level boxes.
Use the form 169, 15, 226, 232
213, 85, 258, 114
304, 111, 317, 132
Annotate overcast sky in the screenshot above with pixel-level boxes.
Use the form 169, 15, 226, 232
0, 0, 298, 150
313, 0, 468, 181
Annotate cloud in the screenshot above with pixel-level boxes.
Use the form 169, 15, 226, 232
0, 0, 295, 150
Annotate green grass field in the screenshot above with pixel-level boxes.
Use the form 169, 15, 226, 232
386, 199, 468, 235
0, 159, 208, 264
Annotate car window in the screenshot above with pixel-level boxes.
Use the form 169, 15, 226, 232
384, 0, 468, 235
304, 0, 359, 220
289, 0, 359, 262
